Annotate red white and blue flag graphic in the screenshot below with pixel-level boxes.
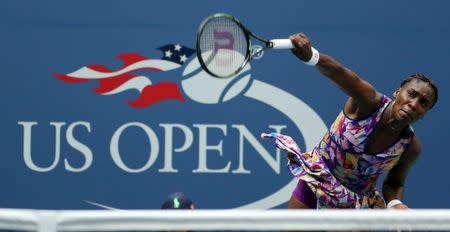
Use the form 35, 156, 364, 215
54, 44, 195, 107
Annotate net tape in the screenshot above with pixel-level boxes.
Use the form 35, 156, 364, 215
1, 208, 450, 231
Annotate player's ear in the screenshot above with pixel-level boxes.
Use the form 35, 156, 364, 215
393, 88, 400, 98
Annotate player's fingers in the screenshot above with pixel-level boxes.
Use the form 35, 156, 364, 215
290, 35, 305, 47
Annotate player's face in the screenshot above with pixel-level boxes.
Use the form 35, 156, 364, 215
393, 80, 435, 124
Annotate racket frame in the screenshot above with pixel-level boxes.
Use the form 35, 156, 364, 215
196, 13, 272, 78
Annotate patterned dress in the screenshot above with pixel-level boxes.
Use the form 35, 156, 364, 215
262, 96, 415, 208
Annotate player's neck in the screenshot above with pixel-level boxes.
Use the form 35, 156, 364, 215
384, 102, 407, 132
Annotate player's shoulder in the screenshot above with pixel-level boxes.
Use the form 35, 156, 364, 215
409, 133, 421, 153
344, 92, 384, 120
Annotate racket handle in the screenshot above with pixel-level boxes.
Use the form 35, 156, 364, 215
270, 39, 293, 49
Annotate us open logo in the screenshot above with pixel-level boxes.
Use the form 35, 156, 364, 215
20, 44, 326, 209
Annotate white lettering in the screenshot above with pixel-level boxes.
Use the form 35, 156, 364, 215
64, 121, 93, 172
19, 121, 287, 174
158, 124, 193, 173
110, 122, 159, 173
192, 124, 229, 173
18, 121, 64, 172
231, 125, 285, 174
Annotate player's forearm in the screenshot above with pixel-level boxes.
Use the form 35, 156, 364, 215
315, 53, 347, 80
315, 54, 377, 102
382, 182, 405, 202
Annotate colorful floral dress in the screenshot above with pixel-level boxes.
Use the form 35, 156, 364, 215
262, 96, 414, 208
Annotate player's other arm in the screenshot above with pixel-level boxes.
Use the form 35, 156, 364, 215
382, 136, 421, 209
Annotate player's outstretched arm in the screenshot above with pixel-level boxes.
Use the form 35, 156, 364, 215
290, 33, 383, 118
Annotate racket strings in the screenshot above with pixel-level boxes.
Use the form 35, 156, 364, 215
198, 16, 248, 77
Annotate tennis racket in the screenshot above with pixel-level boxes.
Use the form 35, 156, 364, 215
196, 13, 298, 78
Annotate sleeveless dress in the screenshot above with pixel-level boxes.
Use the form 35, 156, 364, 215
262, 95, 415, 208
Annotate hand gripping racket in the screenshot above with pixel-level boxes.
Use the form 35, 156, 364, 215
196, 13, 311, 78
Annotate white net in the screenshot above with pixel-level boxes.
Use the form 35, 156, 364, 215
1, 208, 450, 231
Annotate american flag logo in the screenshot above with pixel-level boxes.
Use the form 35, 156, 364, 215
54, 44, 196, 107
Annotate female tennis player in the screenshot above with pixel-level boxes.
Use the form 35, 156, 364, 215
272, 33, 438, 209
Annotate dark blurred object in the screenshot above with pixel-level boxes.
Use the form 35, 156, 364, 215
161, 192, 195, 209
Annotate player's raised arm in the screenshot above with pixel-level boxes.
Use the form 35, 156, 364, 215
290, 33, 383, 118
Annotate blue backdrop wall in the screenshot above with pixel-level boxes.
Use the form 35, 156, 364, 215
1, 0, 449, 209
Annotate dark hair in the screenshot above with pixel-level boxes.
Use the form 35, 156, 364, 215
400, 73, 438, 109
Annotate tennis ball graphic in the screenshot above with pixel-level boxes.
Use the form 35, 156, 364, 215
181, 50, 251, 104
